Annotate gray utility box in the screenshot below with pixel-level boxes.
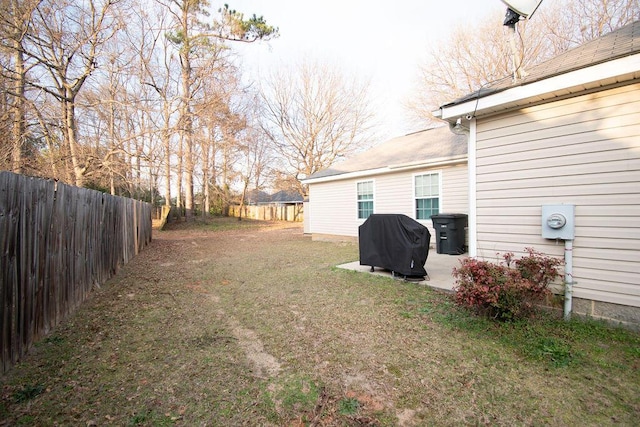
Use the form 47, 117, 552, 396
541, 204, 575, 240
430, 213, 468, 255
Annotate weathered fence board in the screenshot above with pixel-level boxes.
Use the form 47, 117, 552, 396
228, 204, 304, 222
0, 172, 152, 373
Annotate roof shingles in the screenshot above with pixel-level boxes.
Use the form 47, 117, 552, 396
306, 126, 467, 180
445, 20, 640, 107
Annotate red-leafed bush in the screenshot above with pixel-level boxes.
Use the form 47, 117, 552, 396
452, 248, 562, 321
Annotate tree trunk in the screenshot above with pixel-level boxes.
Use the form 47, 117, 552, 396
180, 4, 194, 220
202, 141, 210, 217
184, 127, 194, 218
176, 135, 183, 211
238, 177, 249, 221
63, 94, 85, 187
135, 115, 143, 197
222, 141, 231, 217
32, 106, 58, 179
109, 90, 116, 195
163, 104, 171, 207
10, 39, 25, 174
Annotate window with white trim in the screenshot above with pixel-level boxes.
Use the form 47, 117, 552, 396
357, 180, 374, 219
415, 173, 440, 219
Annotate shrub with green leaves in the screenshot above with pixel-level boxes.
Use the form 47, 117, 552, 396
452, 248, 562, 321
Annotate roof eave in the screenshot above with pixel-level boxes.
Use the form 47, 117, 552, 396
302, 155, 468, 185
434, 53, 640, 123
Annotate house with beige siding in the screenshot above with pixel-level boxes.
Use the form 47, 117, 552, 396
434, 20, 640, 327
302, 126, 468, 244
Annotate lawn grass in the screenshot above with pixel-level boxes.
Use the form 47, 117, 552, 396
1, 217, 638, 426
162, 214, 270, 232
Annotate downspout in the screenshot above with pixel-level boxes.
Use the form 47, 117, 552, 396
564, 239, 573, 320
448, 116, 477, 257
468, 118, 477, 257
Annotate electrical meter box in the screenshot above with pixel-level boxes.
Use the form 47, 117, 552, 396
541, 204, 575, 240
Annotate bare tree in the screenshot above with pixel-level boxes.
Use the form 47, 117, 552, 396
136, 4, 181, 207
79, 50, 133, 194
232, 96, 275, 221
18, 0, 122, 187
260, 58, 376, 197
409, 0, 640, 126
160, 0, 277, 219
218, 118, 243, 215
0, 0, 40, 173
549, 0, 640, 48
122, 3, 180, 204
0, 56, 13, 169
408, 12, 512, 119
194, 56, 244, 216
1, 0, 279, 215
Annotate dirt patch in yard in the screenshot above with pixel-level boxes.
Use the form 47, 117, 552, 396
1, 218, 639, 426
227, 315, 282, 379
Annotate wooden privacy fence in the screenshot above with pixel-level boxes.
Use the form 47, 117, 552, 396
0, 171, 152, 373
228, 204, 303, 222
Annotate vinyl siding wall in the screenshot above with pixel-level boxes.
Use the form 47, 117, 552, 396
475, 82, 640, 308
308, 164, 468, 241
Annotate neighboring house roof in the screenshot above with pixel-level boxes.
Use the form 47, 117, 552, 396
246, 189, 271, 204
267, 190, 304, 203
303, 126, 468, 184
436, 20, 640, 121
246, 189, 303, 204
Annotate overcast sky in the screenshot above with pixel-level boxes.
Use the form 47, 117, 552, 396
229, 0, 506, 139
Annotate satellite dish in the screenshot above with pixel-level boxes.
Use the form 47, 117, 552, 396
500, 0, 543, 80
500, 0, 543, 19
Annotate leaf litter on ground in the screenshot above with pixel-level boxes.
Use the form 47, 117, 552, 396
1, 217, 639, 426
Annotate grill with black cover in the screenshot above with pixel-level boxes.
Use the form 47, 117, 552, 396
358, 214, 431, 279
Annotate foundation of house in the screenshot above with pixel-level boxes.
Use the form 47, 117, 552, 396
572, 298, 640, 331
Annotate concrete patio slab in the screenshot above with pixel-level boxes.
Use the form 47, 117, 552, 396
337, 252, 468, 292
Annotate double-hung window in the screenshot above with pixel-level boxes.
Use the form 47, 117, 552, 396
415, 173, 440, 220
357, 180, 374, 219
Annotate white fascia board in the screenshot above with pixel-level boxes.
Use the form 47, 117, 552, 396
436, 53, 640, 121
302, 167, 390, 185
302, 156, 468, 185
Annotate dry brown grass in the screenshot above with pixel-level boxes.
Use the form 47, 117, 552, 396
1, 217, 639, 426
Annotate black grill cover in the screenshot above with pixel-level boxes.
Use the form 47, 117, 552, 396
358, 214, 431, 277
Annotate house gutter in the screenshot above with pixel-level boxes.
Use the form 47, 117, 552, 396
388, 154, 467, 170
433, 53, 640, 121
